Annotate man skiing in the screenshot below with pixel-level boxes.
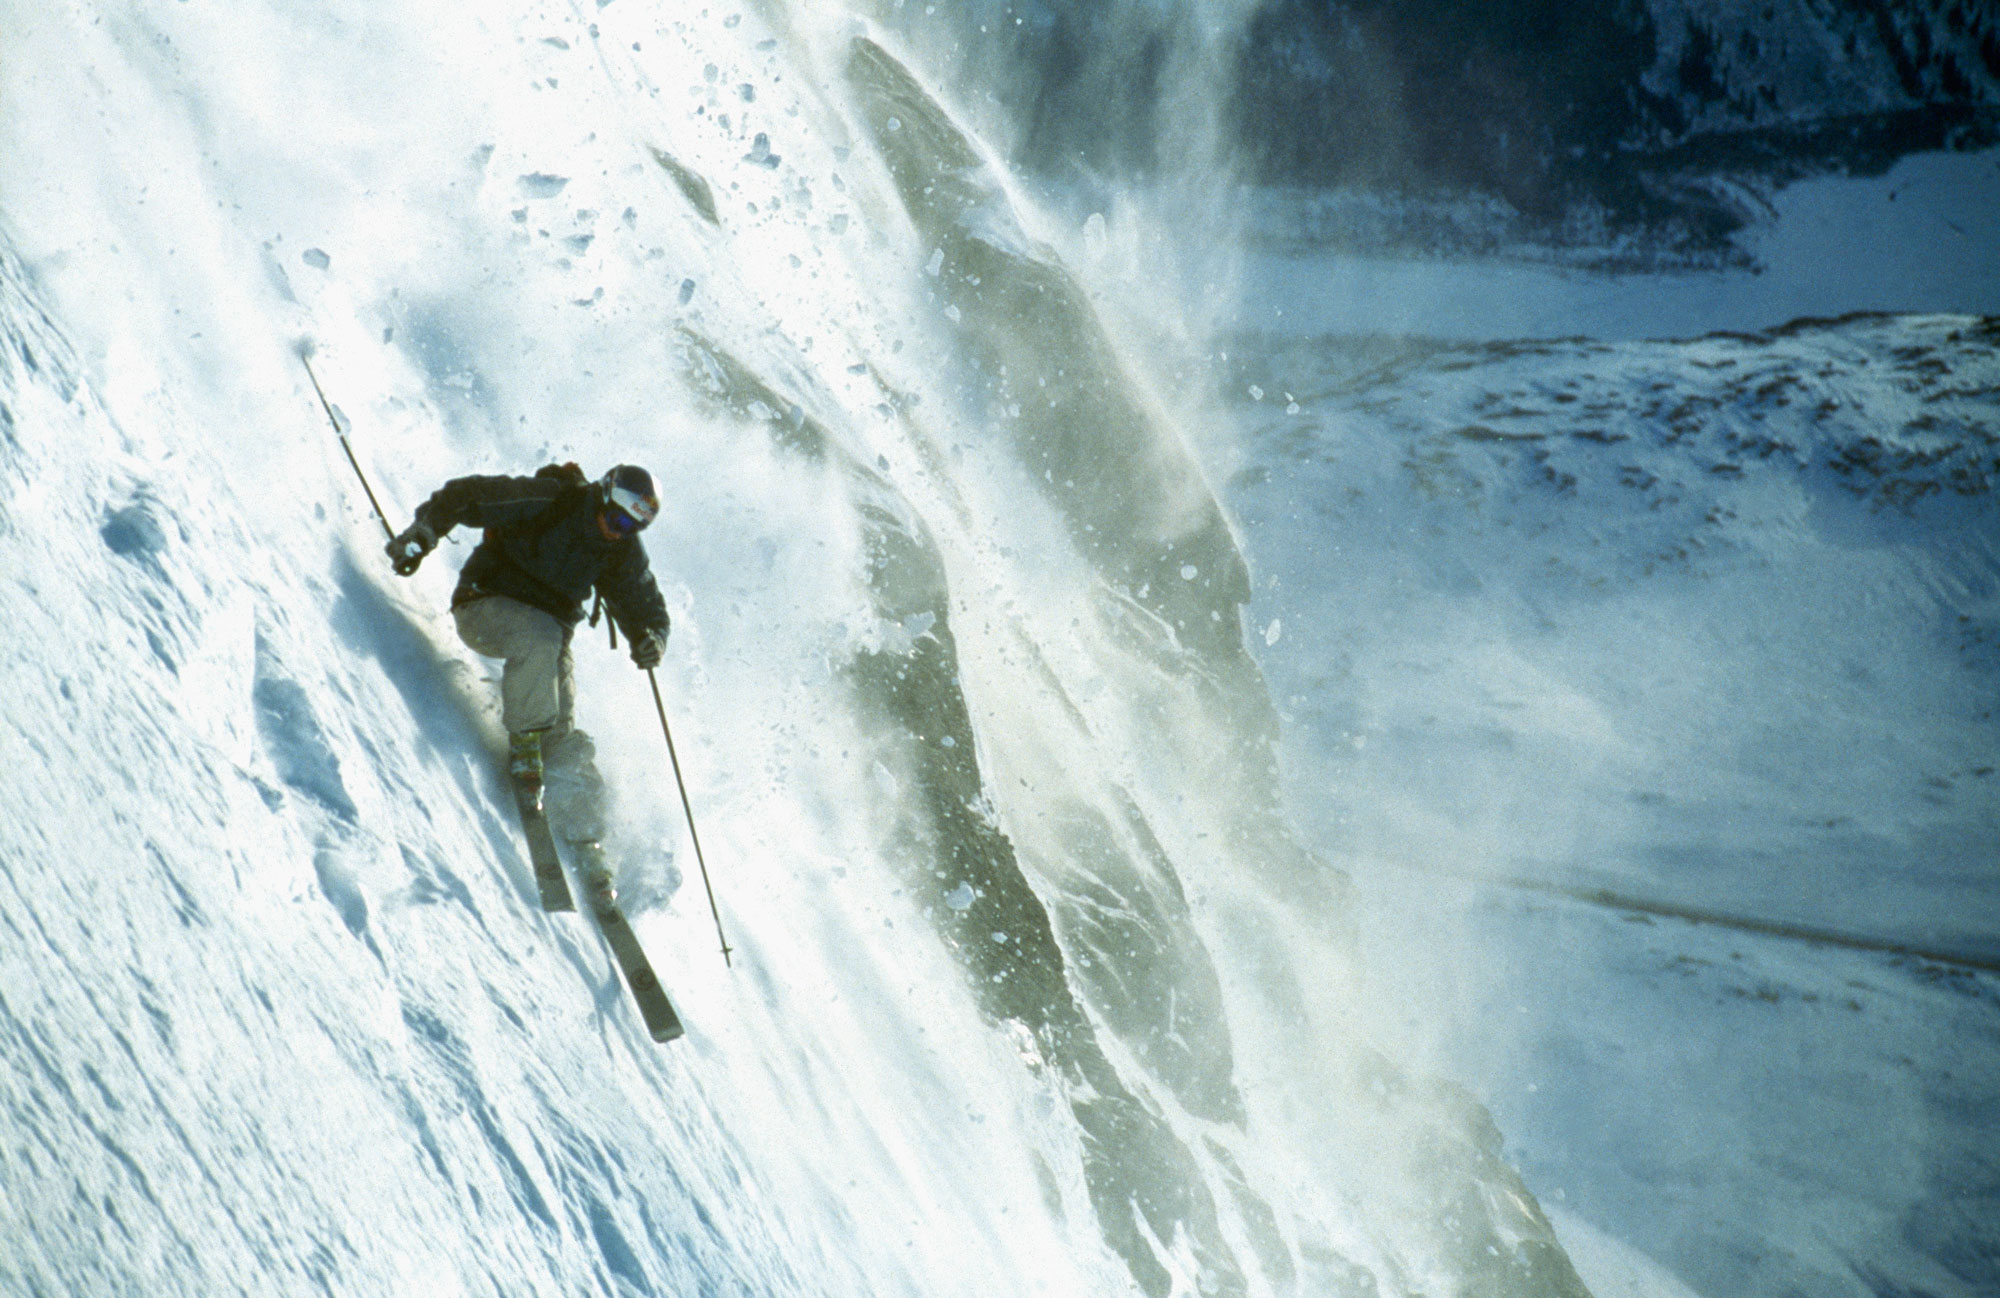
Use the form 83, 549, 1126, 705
382, 461, 690, 1037
385, 462, 671, 904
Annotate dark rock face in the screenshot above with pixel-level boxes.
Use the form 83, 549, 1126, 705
1231, 0, 2000, 246
1230, 0, 1660, 217
879, 0, 2000, 254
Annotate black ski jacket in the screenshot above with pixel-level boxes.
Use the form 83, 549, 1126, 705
411, 473, 670, 640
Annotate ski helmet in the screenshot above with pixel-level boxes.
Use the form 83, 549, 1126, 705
599, 464, 659, 537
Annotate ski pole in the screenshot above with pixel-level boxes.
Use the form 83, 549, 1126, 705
648, 669, 733, 967
297, 342, 396, 541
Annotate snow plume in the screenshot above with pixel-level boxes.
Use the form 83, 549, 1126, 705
0, 5, 1603, 1298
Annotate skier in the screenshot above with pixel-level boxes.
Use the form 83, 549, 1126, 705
384, 463, 671, 902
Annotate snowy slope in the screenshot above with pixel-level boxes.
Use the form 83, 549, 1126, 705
0, 4, 1646, 1298
1227, 313, 2000, 953
1223, 311, 2000, 1297
0, 216, 1077, 1298
9, 1, 1986, 1296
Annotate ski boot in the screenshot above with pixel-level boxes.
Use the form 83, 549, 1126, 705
508, 728, 547, 810
570, 840, 619, 918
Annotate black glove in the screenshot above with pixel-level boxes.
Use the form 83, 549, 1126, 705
387, 521, 437, 576
631, 625, 667, 670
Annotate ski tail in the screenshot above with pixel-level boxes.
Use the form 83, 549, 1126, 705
571, 842, 684, 1042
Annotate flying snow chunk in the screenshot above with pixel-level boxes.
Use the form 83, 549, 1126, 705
518, 172, 570, 198
1181, 564, 1199, 580
1083, 212, 1107, 248
1263, 618, 1282, 646
301, 248, 330, 270
946, 883, 975, 911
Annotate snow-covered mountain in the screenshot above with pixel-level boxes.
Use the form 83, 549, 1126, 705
2, 2, 1993, 1298
0, 3, 1627, 1296
1228, 310, 1999, 954
1216, 309, 2000, 1297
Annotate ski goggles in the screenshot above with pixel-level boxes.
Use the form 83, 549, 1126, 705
603, 483, 658, 536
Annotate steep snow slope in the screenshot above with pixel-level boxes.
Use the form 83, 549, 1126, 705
11, 1, 1982, 1296
0, 4, 1630, 1298
0, 227, 1087, 1298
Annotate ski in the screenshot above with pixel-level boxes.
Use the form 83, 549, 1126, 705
514, 778, 576, 912
509, 776, 682, 1042
571, 842, 685, 1043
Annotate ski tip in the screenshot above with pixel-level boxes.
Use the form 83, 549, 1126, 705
651, 1018, 685, 1044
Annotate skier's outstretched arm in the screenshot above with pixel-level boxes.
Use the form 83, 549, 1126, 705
386, 474, 559, 575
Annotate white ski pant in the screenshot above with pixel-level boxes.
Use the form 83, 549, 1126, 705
453, 595, 574, 736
